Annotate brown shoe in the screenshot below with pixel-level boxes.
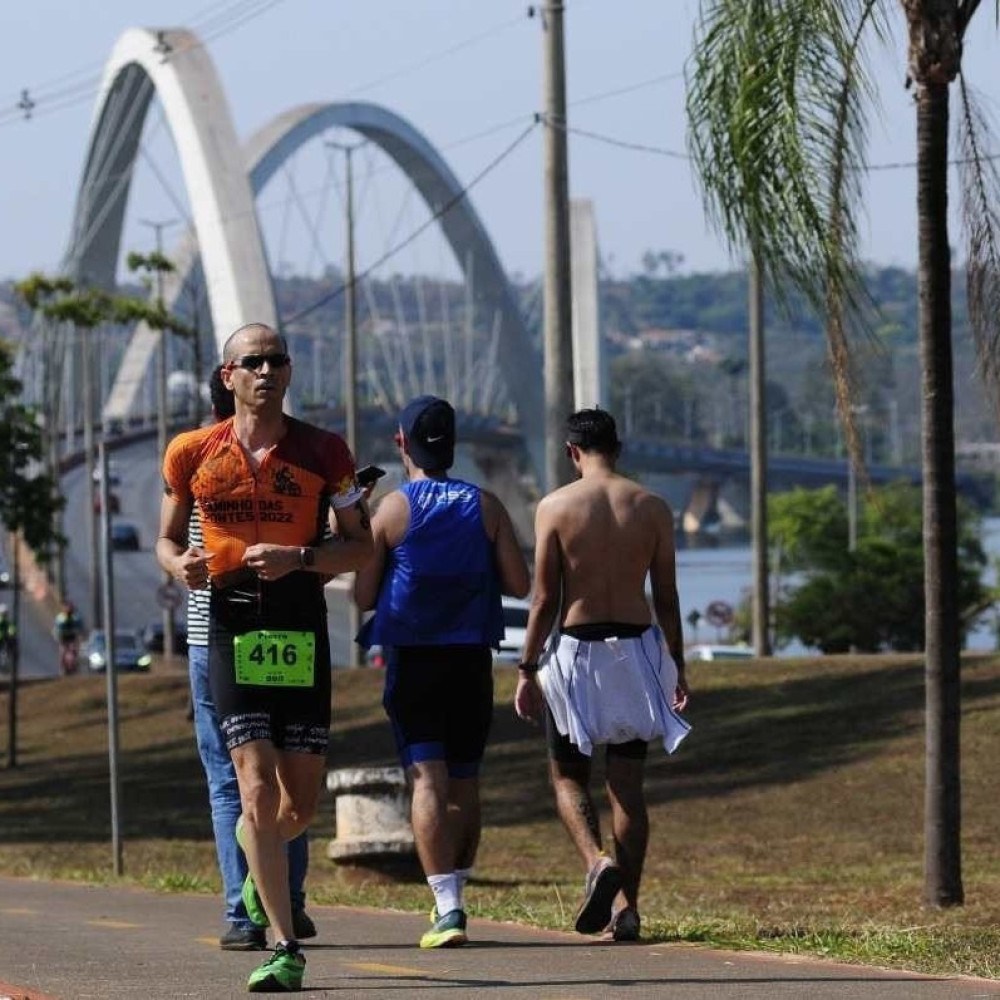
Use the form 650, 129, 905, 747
574, 855, 623, 934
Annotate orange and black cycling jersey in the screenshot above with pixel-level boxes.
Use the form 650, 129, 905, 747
163, 416, 361, 583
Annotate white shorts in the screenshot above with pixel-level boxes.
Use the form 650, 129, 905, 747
539, 625, 691, 758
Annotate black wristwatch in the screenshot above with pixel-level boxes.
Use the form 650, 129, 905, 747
518, 661, 540, 674
299, 546, 316, 569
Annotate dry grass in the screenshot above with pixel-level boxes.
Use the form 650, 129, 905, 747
1, 653, 998, 980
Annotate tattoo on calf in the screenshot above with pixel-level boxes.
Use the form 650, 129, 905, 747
574, 792, 601, 841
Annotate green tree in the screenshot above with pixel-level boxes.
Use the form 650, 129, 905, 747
770, 484, 986, 654
15, 273, 195, 622
0, 336, 64, 770
687, 0, 1000, 907
0, 340, 63, 555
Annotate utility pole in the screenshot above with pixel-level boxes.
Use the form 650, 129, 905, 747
82, 326, 101, 627
6, 533, 20, 768
327, 139, 364, 666
748, 250, 771, 656
98, 440, 124, 876
541, 1, 574, 491
141, 217, 178, 662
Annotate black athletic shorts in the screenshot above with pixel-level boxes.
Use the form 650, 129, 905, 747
209, 576, 331, 755
545, 621, 649, 764
383, 644, 494, 777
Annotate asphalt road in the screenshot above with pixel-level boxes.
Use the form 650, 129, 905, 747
0, 877, 996, 1000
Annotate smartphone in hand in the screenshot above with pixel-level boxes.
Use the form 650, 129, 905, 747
357, 464, 387, 489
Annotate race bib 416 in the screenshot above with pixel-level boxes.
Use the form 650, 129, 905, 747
234, 629, 315, 687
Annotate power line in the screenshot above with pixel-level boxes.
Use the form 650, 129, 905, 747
551, 117, 689, 160
547, 116, 1000, 172
281, 119, 539, 329
0, 0, 285, 126
570, 69, 685, 110
340, 11, 528, 100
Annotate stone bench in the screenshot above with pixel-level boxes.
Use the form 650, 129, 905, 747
325, 766, 415, 862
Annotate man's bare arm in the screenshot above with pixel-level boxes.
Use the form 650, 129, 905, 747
648, 497, 689, 708
241, 495, 375, 582
321, 498, 375, 576
520, 497, 562, 665
353, 492, 408, 611
514, 498, 562, 722
156, 493, 212, 589
482, 492, 530, 598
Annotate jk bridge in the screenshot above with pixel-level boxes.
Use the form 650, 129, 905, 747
13, 25, 987, 548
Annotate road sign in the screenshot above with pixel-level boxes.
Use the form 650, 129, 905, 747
156, 581, 183, 610
705, 600, 734, 628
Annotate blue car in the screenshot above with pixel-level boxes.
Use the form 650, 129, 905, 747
110, 521, 141, 551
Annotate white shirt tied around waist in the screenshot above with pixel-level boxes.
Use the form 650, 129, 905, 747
539, 625, 691, 757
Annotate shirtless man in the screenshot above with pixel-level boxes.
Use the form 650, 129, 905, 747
158, 323, 373, 993
514, 407, 690, 942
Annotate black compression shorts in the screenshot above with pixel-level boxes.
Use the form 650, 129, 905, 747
382, 644, 493, 777
209, 577, 331, 755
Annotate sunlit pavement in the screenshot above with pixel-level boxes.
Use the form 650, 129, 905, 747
0, 877, 996, 999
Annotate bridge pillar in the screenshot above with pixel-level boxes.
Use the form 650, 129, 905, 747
470, 444, 537, 549
682, 478, 722, 534
570, 199, 607, 410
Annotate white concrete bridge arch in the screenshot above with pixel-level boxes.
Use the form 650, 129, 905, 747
65, 26, 550, 479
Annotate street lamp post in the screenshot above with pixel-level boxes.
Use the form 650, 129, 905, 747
140, 218, 178, 661
326, 138, 364, 667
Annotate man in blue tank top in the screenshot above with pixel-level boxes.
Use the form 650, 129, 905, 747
355, 395, 530, 949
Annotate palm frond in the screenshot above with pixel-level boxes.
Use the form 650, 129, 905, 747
686, 0, 886, 463
957, 74, 1000, 421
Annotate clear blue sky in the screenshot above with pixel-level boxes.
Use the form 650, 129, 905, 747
1, 0, 998, 285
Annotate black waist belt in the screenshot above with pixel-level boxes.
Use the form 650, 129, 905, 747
561, 622, 648, 641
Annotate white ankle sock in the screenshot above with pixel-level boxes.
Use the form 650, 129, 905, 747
427, 872, 461, 916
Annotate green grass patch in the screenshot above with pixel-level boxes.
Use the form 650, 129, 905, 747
1, 654, 998, 981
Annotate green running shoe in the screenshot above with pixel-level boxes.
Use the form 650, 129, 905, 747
419, 908, 468, 949
247, 943, 305, 993
236, 817, 269, 929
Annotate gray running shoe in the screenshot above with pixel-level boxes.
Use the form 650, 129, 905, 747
574, 855, 623, 934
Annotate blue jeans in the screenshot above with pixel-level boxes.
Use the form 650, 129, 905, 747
189, 644, 309, 928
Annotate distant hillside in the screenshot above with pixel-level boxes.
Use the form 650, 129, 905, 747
0, 266, 994, 468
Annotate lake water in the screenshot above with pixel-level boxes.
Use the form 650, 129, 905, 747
675, 517, 1000, 654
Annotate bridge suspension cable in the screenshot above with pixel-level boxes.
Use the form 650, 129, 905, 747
281, 119, 538, 329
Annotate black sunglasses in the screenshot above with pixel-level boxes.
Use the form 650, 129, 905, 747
228, 352, 291, 371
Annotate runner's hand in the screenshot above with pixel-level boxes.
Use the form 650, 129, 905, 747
514, 674, 544, 724
176, 546, 214, 589
242, 543, 299, 581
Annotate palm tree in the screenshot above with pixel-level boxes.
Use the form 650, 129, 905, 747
687, 0, 1000, 907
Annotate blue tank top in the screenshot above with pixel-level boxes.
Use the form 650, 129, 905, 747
363, 478, 504, 647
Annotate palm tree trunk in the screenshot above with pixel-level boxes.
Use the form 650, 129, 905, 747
915, 78, 963, 908
748, 249, 770, 655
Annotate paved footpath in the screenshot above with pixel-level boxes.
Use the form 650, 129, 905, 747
0, 877, 997, 1000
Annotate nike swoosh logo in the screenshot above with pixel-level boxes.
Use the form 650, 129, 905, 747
426, 435, 444, 442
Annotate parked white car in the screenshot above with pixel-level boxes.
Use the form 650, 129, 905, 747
687, 643, 753, 662
496, 596, 531, 663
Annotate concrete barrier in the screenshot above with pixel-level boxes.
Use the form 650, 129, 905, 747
325, 766, 415, 862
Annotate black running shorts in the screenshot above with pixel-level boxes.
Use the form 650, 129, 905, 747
382, 644, 494, 777
209, 577, 331, 755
